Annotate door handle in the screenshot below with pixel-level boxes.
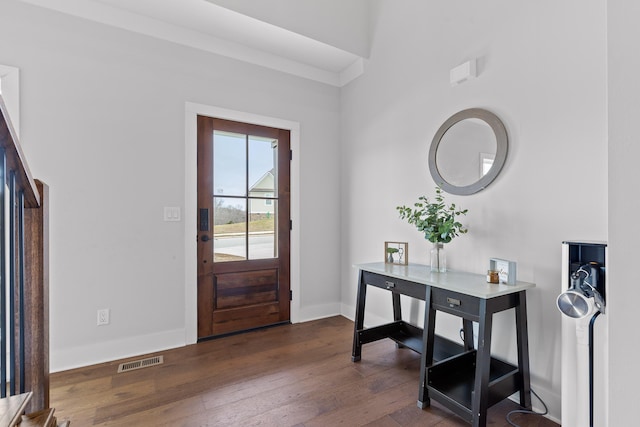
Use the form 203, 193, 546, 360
200, 235, 211, 242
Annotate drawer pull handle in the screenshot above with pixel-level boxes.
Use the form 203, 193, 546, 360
385, 281, 396, 289
447, 297, 461, 306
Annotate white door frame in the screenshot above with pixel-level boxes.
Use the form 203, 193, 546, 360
184, 102, 300, 344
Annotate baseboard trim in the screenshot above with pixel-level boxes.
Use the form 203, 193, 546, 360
51, 328, 186, 372
52, 301, 340, 372
296, 302, 341, 323
52, 302, 341, 372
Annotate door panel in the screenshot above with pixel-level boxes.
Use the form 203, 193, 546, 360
211, 303, 281, 336
197, 116, 290, 339
214, 269, 278, 309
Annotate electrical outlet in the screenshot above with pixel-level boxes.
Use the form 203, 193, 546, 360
97, 308, 110, 326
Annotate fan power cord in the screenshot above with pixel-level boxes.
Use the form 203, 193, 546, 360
506, 388, 549, 427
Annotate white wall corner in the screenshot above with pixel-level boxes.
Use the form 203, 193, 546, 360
340, 58, 365, 87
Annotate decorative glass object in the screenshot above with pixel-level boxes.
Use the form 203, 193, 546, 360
430, 243, 446, 272
384, 241, 408, 265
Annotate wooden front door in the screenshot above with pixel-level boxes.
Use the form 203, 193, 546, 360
197, 116, 291, 339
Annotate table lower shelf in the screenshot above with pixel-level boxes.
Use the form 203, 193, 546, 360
426, 350, 522, 422
356, 320, 464, 361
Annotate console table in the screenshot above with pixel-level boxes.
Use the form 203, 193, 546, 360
351, 262, 535, 427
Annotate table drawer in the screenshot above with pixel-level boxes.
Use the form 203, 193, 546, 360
362, 271, 426, 300
430, 289, 479, 318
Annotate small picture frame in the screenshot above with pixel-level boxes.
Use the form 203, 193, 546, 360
489, 258, 517, 285
385, 241, 408, 265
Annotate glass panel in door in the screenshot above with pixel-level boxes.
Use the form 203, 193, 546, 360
212, 131, 278, 262
213, 197, 247, 262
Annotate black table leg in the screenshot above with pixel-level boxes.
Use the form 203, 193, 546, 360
392, 292, 402, 322
392, 291, 405, 348
472, 299, 492, 427
515, 291, 532, 409
351, 270, 367, 362
463, 319, 474, 351
418, 286, 435, 409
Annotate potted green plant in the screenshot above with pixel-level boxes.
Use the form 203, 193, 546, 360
396, 187, 468, 272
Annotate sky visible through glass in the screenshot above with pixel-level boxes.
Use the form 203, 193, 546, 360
213, 131, 275, 204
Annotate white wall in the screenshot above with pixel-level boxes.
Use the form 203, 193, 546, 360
607, 1, 640, 425
0, 64, 20, 138
339, 0, 607, 422
0, 0, 342, 371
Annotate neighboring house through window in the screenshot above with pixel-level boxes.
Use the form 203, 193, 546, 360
249, 169, 275, 215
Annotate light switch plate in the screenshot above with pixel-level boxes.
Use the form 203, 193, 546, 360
164, 207, 181, 221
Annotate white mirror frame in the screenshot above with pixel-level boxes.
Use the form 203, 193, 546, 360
428, 108, 508, 196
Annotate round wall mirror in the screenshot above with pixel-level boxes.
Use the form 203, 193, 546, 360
428, 108, 508, 195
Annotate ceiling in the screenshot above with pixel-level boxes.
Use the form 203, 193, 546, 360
19, 0, 366, 87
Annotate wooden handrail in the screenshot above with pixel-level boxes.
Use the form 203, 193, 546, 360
0, 96, 40, 208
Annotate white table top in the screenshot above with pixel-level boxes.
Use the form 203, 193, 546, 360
355, 262, 535, 299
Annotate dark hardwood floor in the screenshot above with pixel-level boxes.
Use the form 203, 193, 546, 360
50, 316, 558, 426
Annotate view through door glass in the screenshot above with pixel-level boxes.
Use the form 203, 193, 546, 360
197, 116, 290, 339
213, 131, 278, 261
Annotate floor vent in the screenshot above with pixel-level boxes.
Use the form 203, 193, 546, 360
117, 355, 163, 373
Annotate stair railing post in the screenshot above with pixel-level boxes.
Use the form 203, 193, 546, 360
23, 179, 49, 413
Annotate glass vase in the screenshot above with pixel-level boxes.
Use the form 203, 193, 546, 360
430, 242, 447, 272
